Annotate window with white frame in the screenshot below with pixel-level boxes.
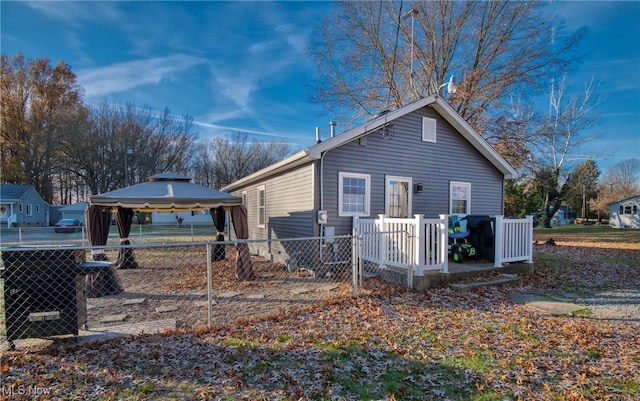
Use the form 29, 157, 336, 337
257, 186, 266, 227
450, 181, 470, 216
339, 172, 370, 217
25, 204, 32, 216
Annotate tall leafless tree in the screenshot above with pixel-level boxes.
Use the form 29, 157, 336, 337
523, 77, 601, 227
308, 1, 584, 134
60, 101, 197, 195
191, 132, 291, 189
591, 158, 640, 220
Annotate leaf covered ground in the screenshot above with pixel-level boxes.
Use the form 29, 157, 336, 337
1, 237, 639, 400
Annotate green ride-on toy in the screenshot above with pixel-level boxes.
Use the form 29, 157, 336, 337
448, 215, 477, 263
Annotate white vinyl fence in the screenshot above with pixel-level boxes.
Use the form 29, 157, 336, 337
353, 214, 533, 286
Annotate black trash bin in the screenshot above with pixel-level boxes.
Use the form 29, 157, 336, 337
0, 248, 87, 348
466, 216, 496, 262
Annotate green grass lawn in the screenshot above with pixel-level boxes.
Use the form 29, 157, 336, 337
533, 223, 640, 244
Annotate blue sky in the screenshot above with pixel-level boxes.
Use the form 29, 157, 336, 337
2, 1, 639, 175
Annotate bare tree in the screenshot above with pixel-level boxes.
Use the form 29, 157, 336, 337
604, 158, 640, 194
1, 53, 86, 203
591, 158, 640, 220
61, 101, 197, 195
308, 1, 584, 133
523, 77, 601, 227
191, 132, 291, 189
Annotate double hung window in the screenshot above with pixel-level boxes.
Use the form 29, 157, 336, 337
338, 172, 370, 217
450, 181, 470, 216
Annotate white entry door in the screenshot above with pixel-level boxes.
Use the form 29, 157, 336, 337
386, 176, 412, 218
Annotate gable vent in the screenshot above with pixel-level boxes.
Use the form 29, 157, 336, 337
422, 117, 437, 143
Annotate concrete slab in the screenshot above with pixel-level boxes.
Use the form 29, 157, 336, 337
510, 293, 587, 316
450, 274, 521, 291
510, 293, 548, 304
196, 300, 217, 307
155, 305, 179, 313
218, 291, 243, 298
78, 318, 177, 344
291, 287, 312, 295
246, 294, 265, 299
123, 298, 146, 305
526, 301, 586, 316
100, 313, 129, 323
318, 284, 338, 292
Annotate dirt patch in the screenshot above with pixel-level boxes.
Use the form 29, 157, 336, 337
85, 246, 352, 331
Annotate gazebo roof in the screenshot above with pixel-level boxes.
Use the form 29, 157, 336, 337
90, 173, 242, 211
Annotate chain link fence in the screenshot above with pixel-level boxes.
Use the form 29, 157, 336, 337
0, 223, 223, 247
0, 234, 356, 350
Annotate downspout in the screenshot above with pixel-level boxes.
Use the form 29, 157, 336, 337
318, 128, 349, 266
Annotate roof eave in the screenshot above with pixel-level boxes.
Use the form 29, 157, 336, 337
221, 150, 313, 192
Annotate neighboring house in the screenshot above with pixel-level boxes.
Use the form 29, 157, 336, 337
551, 205, 576, 226
0, 184, 51, 227
609, 194, 640, 229
59, 201, 89, 224
222, 95, 517, 263
151, 210, 213, 225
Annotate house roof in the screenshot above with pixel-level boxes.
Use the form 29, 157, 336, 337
59, 201, 89, 212
222, 95, 517, 191
0, 184, 36, 202
609, 194, 640, 205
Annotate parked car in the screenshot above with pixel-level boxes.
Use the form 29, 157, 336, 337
54, 218, 83, 233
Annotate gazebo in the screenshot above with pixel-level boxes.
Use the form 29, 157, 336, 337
87, 173, 253, 296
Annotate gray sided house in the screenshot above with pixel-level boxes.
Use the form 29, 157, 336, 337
59, 202, 89, 224
609, 194, 640, 229
0, 185, 51, 227
222, 95, 517, 263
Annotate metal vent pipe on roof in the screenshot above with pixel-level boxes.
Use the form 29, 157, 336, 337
329, 121, 336, 137
316, 126, 321, 143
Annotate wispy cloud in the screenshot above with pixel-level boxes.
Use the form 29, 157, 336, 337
26, 1, 123, 26
78, 55, 208, 97
193, 121, 291, 139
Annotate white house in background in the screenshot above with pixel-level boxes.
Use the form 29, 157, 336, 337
59, 201, 89, 224
151, 210, 212, 225
551, 205, 576, 226
0, 184, 50, 227
609, 194, 640, 229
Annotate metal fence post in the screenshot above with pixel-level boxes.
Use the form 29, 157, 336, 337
206, 243, 213, 326
352, 230, 358, 297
